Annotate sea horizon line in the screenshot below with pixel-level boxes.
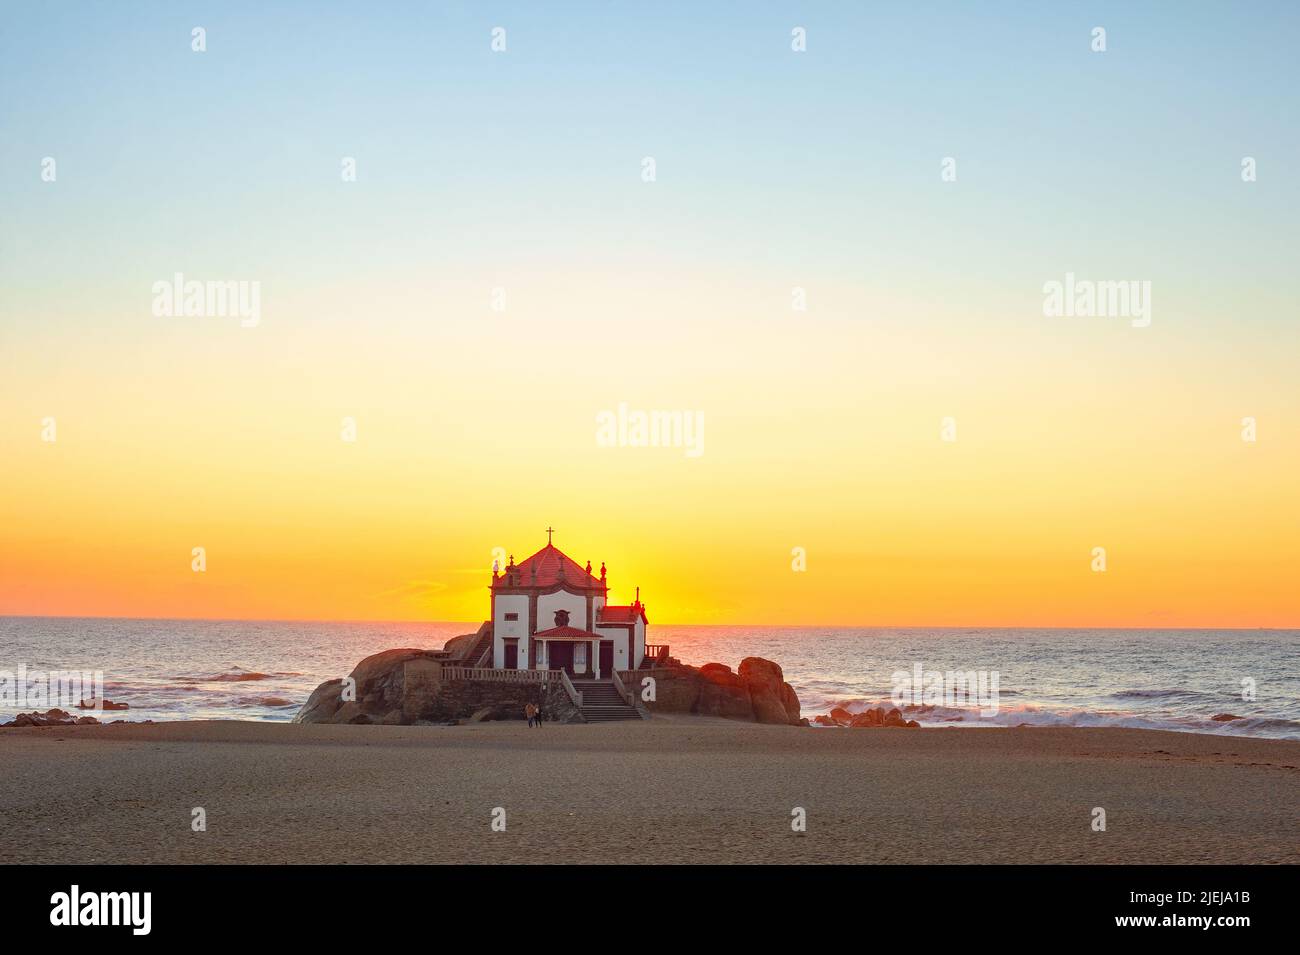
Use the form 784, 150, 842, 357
1, 613, 1296, 633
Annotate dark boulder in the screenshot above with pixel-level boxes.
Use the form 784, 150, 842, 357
638, 657, 804, 725
844, 706, 919, 729
3, 708, 88, 727
739, 657, 801, 725
294, 679, 345, 724
697, 664, 760, 721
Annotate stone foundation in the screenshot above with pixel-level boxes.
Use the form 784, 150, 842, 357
294, 649, 585, 725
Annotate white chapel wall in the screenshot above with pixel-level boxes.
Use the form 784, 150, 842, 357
493, 593, 528, 667
594, 626, 631, 671
537, 589, 588, 630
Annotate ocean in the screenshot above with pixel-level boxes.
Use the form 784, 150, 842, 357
2, 617, 1297, 740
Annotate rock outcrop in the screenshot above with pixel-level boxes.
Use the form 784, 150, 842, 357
813, 705, 919, 728
631, 657, 803, 725
294, 634, 583, 726
295, 634, 804, 729
77, 699, 127, 710
441, 627, 487, 662
2, 708, 102, 727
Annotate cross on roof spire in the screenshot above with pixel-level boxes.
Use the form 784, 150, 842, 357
546, 525, 555, 545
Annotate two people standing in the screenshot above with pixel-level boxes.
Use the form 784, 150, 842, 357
524, 702, 544, 728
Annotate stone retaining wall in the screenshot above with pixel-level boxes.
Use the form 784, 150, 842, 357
294, 649, 585, 725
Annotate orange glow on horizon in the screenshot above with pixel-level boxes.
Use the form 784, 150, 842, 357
3, 281, 1297, 629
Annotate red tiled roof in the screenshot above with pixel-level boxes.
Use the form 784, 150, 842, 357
494, 543, 603, 590
598, 604, 646, 625
531, 625, 602, 641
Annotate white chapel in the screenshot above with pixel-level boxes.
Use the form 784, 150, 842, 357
490, 530, 650, 678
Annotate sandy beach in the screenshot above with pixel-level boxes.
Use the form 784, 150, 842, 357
2, 718, 1296, 864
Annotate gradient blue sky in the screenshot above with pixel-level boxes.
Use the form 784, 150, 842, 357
4, 1, 1297, 312
3, 3, 1298, 625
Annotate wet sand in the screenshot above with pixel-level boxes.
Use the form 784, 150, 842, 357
2, 717, 1296, 864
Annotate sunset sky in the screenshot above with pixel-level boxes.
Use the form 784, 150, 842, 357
2, 3, 1298, 627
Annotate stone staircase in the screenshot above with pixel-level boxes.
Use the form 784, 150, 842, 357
461, 626, 494, 668
572, 680, 643, 722
639, 645, 679, 669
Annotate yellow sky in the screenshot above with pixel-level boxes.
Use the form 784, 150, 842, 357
3, 273, 1297, 628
